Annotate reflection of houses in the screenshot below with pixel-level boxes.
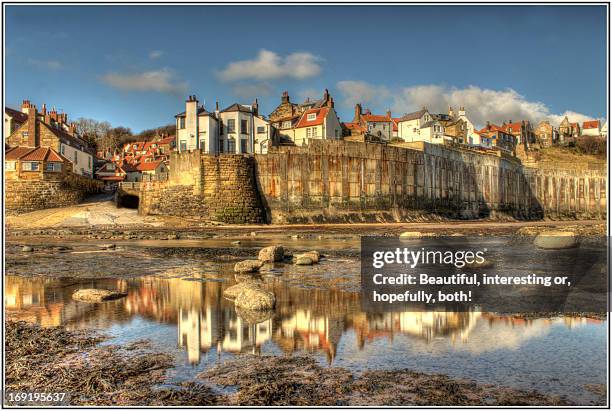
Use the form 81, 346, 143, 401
351, 311, 482, 348
275, 309, 343, 363
177, 304, 273, 364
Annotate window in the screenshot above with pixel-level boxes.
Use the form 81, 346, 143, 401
312, 127, 318, 137
241, 119, 248, 134
282, 121, 291, 129
180, 141, 187, 151
45, 162, 62, 172
218, 139, 224, 153
227, 119, 236, 133
240, 139, 248, 153
60, 145, 65, 155
22, 131, 29, 138
228, 139, 236, 153
22, 161, 39, 171
257, 126, 266, 134
306, 128, 312, 138
178, 117, 185, 129
307, 113, 317, 121
5, 161, 16, 171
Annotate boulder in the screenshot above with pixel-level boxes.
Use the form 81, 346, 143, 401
234, 273, 265, 286
223, 282, 261, 299
300, 250, 320, 263
399, 231, 433, 239
534, 231, 577, 250
21, 246, 33, 252
72, 289, 127, 303
464, 259, 495, 270
258, 245, 285, 263
295, 256, 314, 266
235, 306, 274, 324
234, 288, 276, 311
234, 259, 264, 273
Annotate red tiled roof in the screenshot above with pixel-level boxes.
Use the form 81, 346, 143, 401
505, 122, 522, 133
157, 135, 175, 145
362, 114, 391, 123
5, 146, 67, 162
476, 124, 510, 135
136, 160, 163, 171
392, 118, 401, 132
343, 122, 366, 132
295, 107, 329, 129
583, 120, 600, 129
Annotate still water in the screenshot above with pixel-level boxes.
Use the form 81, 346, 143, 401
4, 251, 607, 404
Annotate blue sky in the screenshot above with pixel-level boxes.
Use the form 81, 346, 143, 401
5, 5, 607, 132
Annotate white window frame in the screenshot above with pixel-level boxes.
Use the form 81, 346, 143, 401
22, 161, 40, 171
45, 162, 62, 172
307, 113, 317, 121
5, 161, 16, 171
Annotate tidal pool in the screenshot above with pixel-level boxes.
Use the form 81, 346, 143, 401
4, 250, 607, 405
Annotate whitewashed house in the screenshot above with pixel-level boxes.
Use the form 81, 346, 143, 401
398, 109, 447, 144
175, 95, 275, 154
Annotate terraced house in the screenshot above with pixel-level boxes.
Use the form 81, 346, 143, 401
5, 100, 94, 177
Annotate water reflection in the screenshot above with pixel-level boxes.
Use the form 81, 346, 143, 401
5, 274, 603, 367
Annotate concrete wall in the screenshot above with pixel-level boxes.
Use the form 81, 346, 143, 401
137, 140, 607, 224
254, 140, 606, 223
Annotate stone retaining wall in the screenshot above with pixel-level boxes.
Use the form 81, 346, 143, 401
5, 174, 104, 215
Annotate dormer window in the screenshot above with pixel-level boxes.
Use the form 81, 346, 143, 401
307, 113, 317, 121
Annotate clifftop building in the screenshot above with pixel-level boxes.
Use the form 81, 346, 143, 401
175, 95, 276, 154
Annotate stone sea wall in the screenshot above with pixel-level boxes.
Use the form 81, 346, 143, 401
139, 153, 266, 224
138, 140, 607, 224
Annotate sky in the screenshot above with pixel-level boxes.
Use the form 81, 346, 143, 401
4, 5, 608, 132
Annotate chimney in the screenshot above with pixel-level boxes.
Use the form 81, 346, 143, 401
215, 100, 219, 111
253, 98, 259, 116
281, 91, 290, 104
329, 97, 334, 108
323, 88, 329, 102
458, 106, 465, 117
26, 104, 37, 146
448, 106, 454, 117
21, 100, 32, 114
353, 103, 362, 123
185, 94, 199, 149
386, 110, 392, 119
41, 103, 47, 116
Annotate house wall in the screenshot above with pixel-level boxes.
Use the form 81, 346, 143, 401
582, 127, 601, 137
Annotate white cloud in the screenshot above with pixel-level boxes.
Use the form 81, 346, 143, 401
149, 50, 164, 59
27, 58, 62, 70
101, 69, 187, 95
336, 81, 597, 127
231, 82, 273, 99
217, 49, 322, 82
